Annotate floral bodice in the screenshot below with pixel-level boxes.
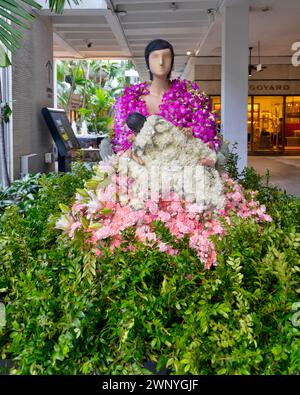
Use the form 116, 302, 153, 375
112, 78, 221, 153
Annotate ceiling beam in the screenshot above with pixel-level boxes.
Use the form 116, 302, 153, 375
53, 32, 83, 58
125, 27, 206, 35
105, 4, 132, 57
119, 12, 209, 23
51, 15, 108, 25
54, 27, 112, 33
113, 0, 219, 4
115, 1, 219, 12
62, 33, 117, 40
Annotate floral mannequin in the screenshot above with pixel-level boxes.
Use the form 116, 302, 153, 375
56, 41, 273, 274
115, 39, 218, 166
112, 39, 221, 168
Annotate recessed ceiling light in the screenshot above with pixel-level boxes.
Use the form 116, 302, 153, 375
207, 8, 217, 16
170, 2, 178, 11
115, 10, 127, 17
186, 50, 192, 56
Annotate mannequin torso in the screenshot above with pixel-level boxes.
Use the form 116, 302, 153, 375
141, 80, 173, 116
140, 93, 162, 115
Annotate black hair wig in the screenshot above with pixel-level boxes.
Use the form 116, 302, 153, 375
144, 39, 174, 81
126, 112, 147, 134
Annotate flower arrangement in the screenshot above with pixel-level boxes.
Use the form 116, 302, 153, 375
56, 161, 272, 270
112, 78, 221, 153
121, 115, 225, 211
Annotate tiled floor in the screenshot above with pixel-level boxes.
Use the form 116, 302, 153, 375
248, 156, 300, 197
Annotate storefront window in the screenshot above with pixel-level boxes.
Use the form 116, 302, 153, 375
210, 96, 221, 130
247, 97, 253, 150
209, 95, 300, 154
285, 96, 300, 150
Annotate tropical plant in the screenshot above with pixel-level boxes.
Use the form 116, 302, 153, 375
77, 86, 114, 134
56, 59, 138, 134
56, 60, 86, 111
0, 0, 43, 67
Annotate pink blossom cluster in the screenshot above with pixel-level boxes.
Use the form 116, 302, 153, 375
57, 173, 272, 269
112, 78, 221, 154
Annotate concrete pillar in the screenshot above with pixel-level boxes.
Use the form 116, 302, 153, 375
12, 15, 54, 179
221, 0, 249, 172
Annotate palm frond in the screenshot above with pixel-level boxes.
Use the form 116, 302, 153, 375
0, 0, 42, 62
0, 0, 80, 67
0, 44, 10, 66
46, 0, 80, 14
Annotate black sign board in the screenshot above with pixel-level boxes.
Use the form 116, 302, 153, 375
42, 107, 80, 156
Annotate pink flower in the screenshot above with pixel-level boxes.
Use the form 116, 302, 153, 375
231, 191, 243, 202
59, 171, 272, 272
146, 200, 159, 215
158, 242, 168, 252
158, 210, 171, 222
68, 221, 81, 238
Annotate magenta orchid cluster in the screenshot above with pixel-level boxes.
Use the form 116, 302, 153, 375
112, 78, 221, 153
57, 172, 272, 270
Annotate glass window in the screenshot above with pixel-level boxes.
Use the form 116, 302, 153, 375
252, 96, 284, 152
285, 96, 300, 150
210, 96, 221, 131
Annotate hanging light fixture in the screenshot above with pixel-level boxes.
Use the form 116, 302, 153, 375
248, 46, 253, 77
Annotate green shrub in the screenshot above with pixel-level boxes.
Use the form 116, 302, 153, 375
0, 212, 299, 374
0, 158, 299, 375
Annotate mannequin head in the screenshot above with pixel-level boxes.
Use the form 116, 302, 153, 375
126, 112, 147, 134
144, 39, 174, 81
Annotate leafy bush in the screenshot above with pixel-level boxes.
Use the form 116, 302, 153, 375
0, 210, 299, 374
0, 162, 92, 215
226, 144, 300, 232
0, 158, 299, 375
0, 173, 42, 213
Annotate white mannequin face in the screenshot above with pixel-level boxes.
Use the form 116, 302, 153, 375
148, 48, 172, 79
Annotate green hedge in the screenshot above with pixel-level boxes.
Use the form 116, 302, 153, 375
0, 161, 299, 374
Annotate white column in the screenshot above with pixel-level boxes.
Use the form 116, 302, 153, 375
221, 0, 249, 173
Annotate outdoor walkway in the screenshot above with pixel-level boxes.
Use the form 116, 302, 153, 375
248, 156, 300, 197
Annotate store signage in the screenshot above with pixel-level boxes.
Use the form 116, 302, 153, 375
249, 84, 290, 91
291, 41, 300, 67
248, 81, 300, 94
196, 80, 300, 95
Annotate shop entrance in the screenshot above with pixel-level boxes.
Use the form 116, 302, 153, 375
248, 96, 284, 153
210, 95, 300, 155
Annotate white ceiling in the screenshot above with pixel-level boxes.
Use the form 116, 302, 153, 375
109, 0, 222, 79
38, 0, 300, 79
